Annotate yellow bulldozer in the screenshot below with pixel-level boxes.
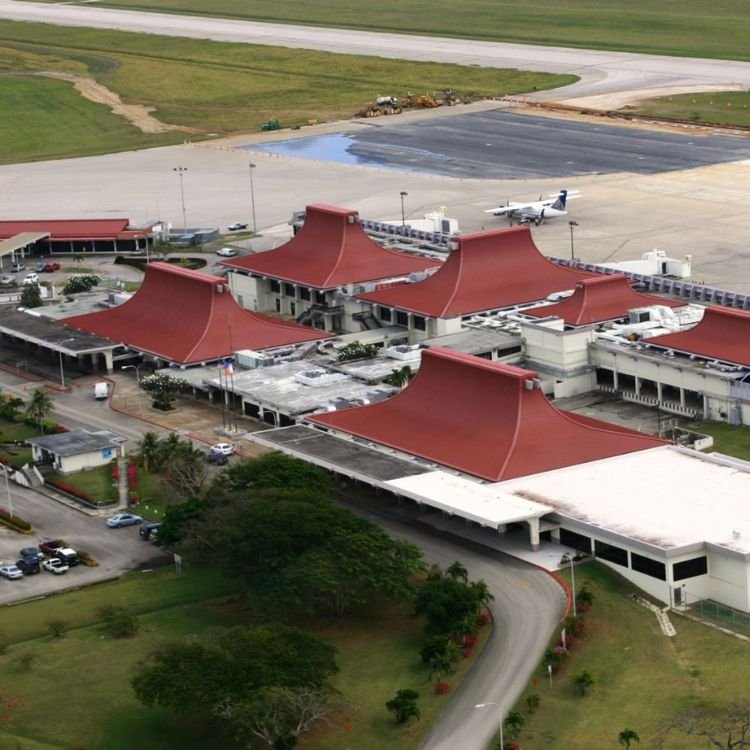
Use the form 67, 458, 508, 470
402, 92, 439, 109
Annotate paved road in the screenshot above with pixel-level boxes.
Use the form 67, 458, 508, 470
1, 0, 750, 98
357, 511, 565, 750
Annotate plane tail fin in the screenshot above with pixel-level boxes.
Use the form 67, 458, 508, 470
550, 189, 568, 211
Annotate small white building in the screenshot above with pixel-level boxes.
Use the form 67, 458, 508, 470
28, 429, 127, 474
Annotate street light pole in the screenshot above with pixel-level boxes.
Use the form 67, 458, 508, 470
58, 337, 75, 388
475, 702, 503, 750
563, 553, 577, 617
121, 364, 141, 384
4, 464, 13, 518
173, 166, 188, 232
568, 220, 578, 261
249, 162, 257, 235
400, 191, 408, 226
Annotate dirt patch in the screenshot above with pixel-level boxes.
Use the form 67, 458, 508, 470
32, 71, 202, 134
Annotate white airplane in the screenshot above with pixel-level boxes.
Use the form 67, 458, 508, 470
485, 189, 580, 225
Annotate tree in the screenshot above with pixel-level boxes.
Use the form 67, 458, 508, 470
385, 689, 420, 724
140, 372, 188, 410
160, 439, 209, 500
470, 579, 495, 615
337, 341, 379, 362
135, 431, 161, 472
618, 728, 640, 747
25, 387, 54, 432
98, 604, 140, 637
446, 560, 468, 582
415, 575, 483, 637
222, 452, 331, 497
577, 585, 595, 609
659, 701, 750, 749
19, 283, 42, 308
383, 365, 412, 388
505, 710, 525, 740
62, 274, 101, 295
570, 669, 595, 696
0, 391, 24, 421
132, 625, 338, 723
420, 637, 460, 682
157, 497, 206, 546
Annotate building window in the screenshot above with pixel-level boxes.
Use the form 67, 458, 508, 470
673, 556, 708, 581
594, 539, 628, 567
290, 301, 296, 316
395, 311, 409, 327
284, 283, 296, 297
378, 306, 392, 323
275, 298, 281, 313
269, 279, 281, 293
559, 529, 592, 554
413, 315, 426, 331
315, 290, 326, 305
299, 286, 311, 301
631, 552, 666, 580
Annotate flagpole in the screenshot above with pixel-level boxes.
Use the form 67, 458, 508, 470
218, 362, 226, 430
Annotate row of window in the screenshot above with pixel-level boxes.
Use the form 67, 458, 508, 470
268, 279, 320, 303
377, 306, 426, 330
558, 529, 708, 582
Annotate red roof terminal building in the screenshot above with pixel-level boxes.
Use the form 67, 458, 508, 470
63, 262, 330, 367
222, 204, 439, 333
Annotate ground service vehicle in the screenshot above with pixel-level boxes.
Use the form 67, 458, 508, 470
94, 382, 110, 400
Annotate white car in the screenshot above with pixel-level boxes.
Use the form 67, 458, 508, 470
23, 273, 39, 285
0, 564, 24, 580
210, 442, 235, 456
42, 558, 69, 575
216, 247, 237, 257
227, 222, 248, 231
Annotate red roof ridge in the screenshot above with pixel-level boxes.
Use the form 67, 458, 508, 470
222, 204, 437, 289
357, 226, 598, 318
308, 347, 664, 481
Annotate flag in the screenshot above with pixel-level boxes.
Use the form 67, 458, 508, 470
224, 359, 234, 376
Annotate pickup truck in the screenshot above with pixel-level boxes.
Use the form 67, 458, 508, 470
42, 558, 69, 575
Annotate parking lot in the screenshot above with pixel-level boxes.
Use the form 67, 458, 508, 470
0, 485, 169, 606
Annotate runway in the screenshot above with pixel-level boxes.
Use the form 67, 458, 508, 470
1, 0, 750, 99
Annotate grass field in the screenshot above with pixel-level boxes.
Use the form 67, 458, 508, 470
632, 90, 750, 128
0, 566, 491, 750
0, 20, 573, 164
686, 420, 750, 459
511, 563, 750, 749
48, 0, 750, 62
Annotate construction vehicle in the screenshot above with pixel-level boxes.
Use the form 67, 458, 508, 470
356, 96, 402, 118
260, 119, 280, 131
402, 92, 439, 109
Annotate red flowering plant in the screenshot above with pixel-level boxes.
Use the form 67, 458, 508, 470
434, 682, 450, 695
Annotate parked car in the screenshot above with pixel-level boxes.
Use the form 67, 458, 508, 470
35, 262, 46, 273
0, 274, 15, 285
42, 558, 69, 575
228, 222, 248, 231
20, 546, 44, 561
216, 247, 237, 257
23, 273, 39, 285
106, 512, 143, 528
43, 262, 61, 272
39, 539, 65, 555
207, 452, 228, 465
210, 442, 235, 456
139, 522, 162, 541
0, 565, 24, 580
10, 262, 25, 273
55, 548, 80, 567
16, 557, 40, 575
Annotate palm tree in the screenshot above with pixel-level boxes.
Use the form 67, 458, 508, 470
135, 431, 161, 472
504, 710, 525, 740
25, 388, 54, 433
446, 560, 468, 582
618, 728, 640, 747
471, 579, 495, 615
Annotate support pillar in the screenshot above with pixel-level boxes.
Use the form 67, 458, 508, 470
634, 376, 641, 396
657, 381, 663, 402
102, 350, 114, 374
613, 369, 619, 390
679, 387, 686, 407
526, 517, 540, 551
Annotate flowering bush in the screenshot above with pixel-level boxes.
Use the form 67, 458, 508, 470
464, 635, 477, 647
477, 612, 490, 627
462, 647, 473, 659
434, 682, 450, 695
0, 507, 32, 532
46, 479, 93, 502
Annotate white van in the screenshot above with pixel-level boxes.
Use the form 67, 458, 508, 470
93, 382, 110, 400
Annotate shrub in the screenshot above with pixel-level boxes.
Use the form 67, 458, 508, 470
385, 689, 420, 724
98, 605, 140, 638
526, 693, 540, 711
462, 647, 473, 658
477, 612, 490, 627
0, 508, 32, 532
434, 681, 450, 695
565, 614, 587, 637
47, 619, 69, 639
76, 549, 98, 567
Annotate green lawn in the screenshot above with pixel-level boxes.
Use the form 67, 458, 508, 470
685, 420, 750, 460
510, 563, 750, 749
0, 20, 573, 164
0, 566, 492, 750
44, 0, 750, 62
630, 90, 750, 128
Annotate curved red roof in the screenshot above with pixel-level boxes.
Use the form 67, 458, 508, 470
525, 274, 684, 326
308, 347, 664, 481
222, 204, 437, 289
63, 262, 329, 365
356, 226, 598, 318
647, 306, 750, 366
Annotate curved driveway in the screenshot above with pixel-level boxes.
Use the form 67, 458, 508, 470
1, 0, 750, 97
366, 514, 565, 750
